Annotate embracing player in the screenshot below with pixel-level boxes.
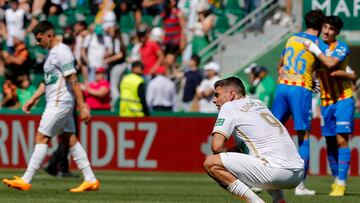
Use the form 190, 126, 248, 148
305, 15, 355, 196
271, 9, 325, 195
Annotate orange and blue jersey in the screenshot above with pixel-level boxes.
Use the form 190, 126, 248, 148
318, 40, 352, 106
279, 32, 319, 90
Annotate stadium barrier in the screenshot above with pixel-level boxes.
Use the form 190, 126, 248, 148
0, 114, 359, 175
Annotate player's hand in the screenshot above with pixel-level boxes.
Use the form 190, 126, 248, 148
79, 105, 91, 124
22, 99, 35, 114
304, 40, 322, 57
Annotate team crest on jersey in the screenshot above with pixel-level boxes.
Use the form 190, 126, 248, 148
215, 118, 225, 126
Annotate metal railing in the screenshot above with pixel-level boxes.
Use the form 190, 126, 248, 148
199, 0, 279, 62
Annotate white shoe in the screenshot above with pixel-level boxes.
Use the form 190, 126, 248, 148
295, 186, 316, 195
251, 186, 262, 194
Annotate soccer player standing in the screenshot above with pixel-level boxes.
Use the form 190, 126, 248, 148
271, 10, 325, 195
3, 21, 99, 192
305, 16, 355, 196
204, 76, 304, 203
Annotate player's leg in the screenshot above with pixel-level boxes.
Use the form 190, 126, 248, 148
3, 131, 50, 190
3, 107, 67, 190
271, 84, 291, 124
321, 104, 339, 188
204, 154, 265, 203
67, 133, 99, 192
289, 87, 314, 195
331, 98, 354, 196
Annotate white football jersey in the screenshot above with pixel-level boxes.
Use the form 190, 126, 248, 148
43, 43, 77, 108
213, 97, 304, 170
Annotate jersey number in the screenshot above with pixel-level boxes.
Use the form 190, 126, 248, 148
260, 112, 284, 134
284, 47, 307, 74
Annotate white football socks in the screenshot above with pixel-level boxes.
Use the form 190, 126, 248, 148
22, 144, 48, 183
70, 142, 97, 182
227, 179, 265, 203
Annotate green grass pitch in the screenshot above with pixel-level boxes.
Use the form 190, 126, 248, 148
1, 169, 360, 202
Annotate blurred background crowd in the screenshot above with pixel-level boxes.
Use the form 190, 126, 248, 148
0, 0, 359, 117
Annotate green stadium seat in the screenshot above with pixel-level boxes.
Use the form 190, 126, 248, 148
119, 13, 135, 33
141, 15, 154, 27
225, 0, 244, 17
31, 74, 44, 88
0, 75, 5, 93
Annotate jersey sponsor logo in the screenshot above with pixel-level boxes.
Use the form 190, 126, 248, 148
215, 118, 225, 126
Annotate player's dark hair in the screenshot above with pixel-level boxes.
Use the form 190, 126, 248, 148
324, 16, 343, 32
304, 9, 325, 31
214, 76, 246, 97
32, 21, 55, 36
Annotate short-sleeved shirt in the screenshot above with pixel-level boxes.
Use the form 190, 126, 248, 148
318, 40, 352, 106
213, 97, 304, 170
85, 79, 111, 110
43, 43, 76, 108
139, 40, 161, 75
278, 32, 319, 90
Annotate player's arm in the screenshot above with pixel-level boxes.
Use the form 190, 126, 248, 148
67, 73, 91, 123
304, 40, 340, 69
22, 82, 45, 113
331, 69, 357, 82
211, 132, 227, 154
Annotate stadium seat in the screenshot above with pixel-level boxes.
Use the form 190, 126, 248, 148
31, 74, 44, 88
119, 13, 135, 34
0, 75, 5, 94
141, 15, 154, 27
224, 0, 244, 18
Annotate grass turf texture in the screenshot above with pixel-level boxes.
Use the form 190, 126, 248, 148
1, 169, 360, 202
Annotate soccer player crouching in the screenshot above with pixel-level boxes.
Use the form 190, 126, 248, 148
204, 76, 304, 202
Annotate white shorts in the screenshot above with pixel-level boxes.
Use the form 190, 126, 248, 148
38, 105, 76, 137
220, 152, 304, 190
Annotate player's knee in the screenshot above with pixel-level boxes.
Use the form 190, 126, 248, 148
203, 156, 216, 173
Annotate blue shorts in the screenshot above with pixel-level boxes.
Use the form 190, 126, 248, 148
321, 98, 354, 136
271, 84, 312, 131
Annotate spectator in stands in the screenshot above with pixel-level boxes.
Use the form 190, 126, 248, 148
1, 73, 18, 108
244, 63, 276, 108
146, 66, 176, 111
2, 32, 30, 77
16, 74, 36, 107
81, 24, 112, 82
192, 1, 215, 61
119, 0, 143, 25
5, 0, 25, 53
150, 26, 165, 45
138, 24, 164, 77
83, 67, 111, 110
182, 54, 202, 112
195, 61, 220, 113
161, 0, 186, 53
73, 21, 89, 83
128, 33, 142, 63
104, 25, 127, 106
120, 61, 149, 117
